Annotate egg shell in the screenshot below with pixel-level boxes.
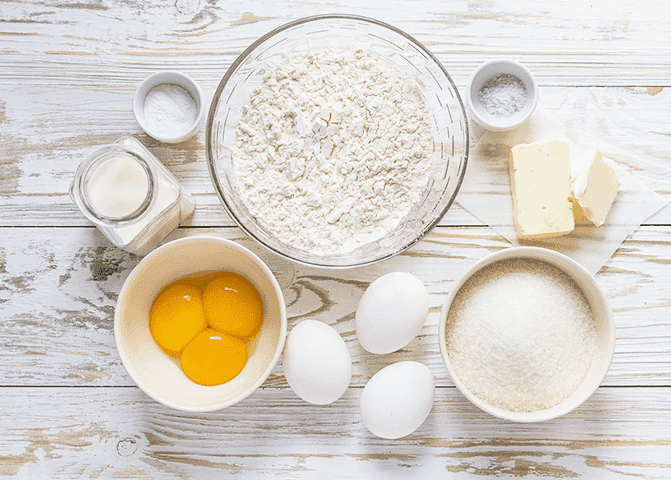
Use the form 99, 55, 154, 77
355, 272, 429, 354
283, 319, 352, 405
360, 361, 435, 439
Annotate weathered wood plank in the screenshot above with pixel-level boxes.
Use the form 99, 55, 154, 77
1, 0, 670, 477
1, 0, 670, 227
0, 386, 669, 479
0, 86, 669, 226
1, 0, 670, 85
1, 226, 670, 387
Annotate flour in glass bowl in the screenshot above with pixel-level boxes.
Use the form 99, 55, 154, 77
232, 48, 433, 254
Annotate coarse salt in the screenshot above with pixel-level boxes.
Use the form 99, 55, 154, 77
445, 258, 596, 412
478, 73, 528, 117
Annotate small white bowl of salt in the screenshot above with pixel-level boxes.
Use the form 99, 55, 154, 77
439, 247, 615, 422
133, 71, 205, 143
466, 59, 538, 132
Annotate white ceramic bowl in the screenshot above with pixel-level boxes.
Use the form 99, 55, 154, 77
438, 247, 615, 422
133, 71, 205, 143
466, 59, 538, 132
114, 235, 287, 412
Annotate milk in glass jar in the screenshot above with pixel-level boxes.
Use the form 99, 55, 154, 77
69, 136, 195, 255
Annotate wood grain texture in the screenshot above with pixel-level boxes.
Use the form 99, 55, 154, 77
1, 0, 671, 477
1, 387, 670, 479
0, 87, 669, 226
1, 226, 670, 388
1, 1, 670, 226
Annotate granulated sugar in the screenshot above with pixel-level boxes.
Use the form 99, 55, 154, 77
445, 258, 596, 412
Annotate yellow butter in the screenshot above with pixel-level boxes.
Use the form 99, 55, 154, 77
570, 149, 620, 227
509, 140, 575, 239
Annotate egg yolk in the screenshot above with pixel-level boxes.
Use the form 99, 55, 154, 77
180, 329, 248, 386
149, 284, 207, 356
203, 273, 264, 339
148, 271, 264, 387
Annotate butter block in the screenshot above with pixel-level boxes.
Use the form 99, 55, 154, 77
571, 149, 620, 227
509, 140, 575, 239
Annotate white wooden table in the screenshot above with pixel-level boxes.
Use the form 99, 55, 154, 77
2, 0, 671, 478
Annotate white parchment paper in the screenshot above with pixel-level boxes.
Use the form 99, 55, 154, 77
456, 108, 668, 275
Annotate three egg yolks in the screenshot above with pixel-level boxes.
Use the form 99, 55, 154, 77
149, 272, 264, 386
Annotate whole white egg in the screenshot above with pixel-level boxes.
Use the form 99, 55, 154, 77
283, 319, 352, 405
360, 361, 434, 439
355, 272, 429, 354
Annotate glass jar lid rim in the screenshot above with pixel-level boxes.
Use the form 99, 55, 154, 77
78, 145, 156, 224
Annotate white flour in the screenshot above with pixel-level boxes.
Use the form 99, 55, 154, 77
233, 48, 433, 254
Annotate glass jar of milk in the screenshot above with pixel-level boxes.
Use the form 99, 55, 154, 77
69, 136, 195, 256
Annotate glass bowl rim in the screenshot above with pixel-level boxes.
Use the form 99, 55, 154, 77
205, 13, 469, 269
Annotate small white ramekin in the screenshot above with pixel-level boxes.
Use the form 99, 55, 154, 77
466, 59, 538, 132
133, 71, 205, 144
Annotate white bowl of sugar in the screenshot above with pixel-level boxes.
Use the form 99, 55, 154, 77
439, 247, 615, 422
133, 71, 205, 144
466, 59, 538, 132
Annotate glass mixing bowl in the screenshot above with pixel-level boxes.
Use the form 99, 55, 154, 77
206, 14, 468, 268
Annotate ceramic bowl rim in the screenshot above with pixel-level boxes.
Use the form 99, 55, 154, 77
133, 70, 205, 144
114, 235, 288, 412
438, 246, 615, 422
465, 58, 539, 132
